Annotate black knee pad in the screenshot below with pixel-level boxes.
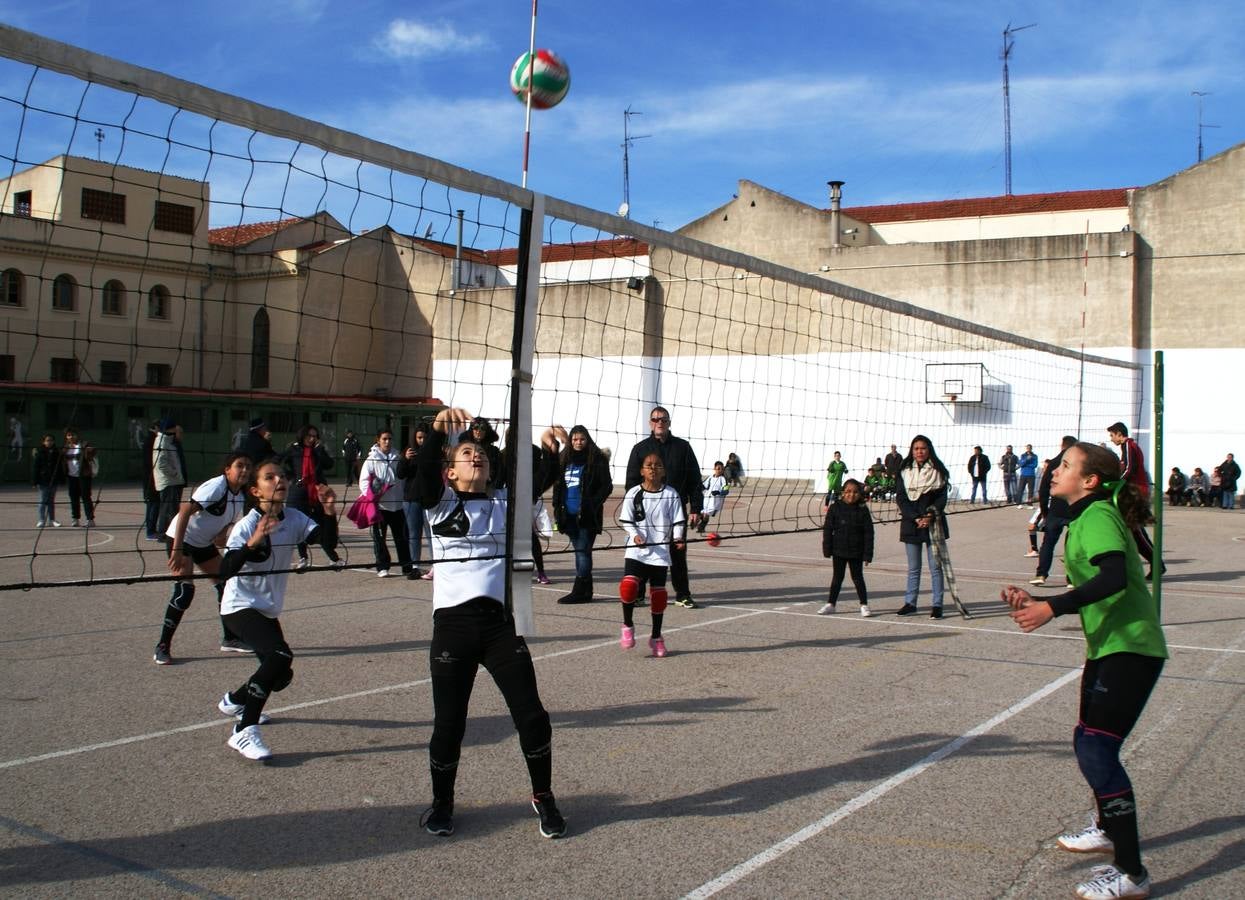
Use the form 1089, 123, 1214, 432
1074, 724, 1131, 797
170, 581, 195, 612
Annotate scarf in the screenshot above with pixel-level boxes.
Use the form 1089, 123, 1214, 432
302, 447, 319, 505
903, 460, 944, 501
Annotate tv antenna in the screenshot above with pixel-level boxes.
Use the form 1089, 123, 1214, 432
1192, 91, 1218, 162
619, 106, 650, 219
1001, 22, 1036, 196
94, 127, 105, 160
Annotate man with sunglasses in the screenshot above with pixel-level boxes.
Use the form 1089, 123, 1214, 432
625, 406, 704, 608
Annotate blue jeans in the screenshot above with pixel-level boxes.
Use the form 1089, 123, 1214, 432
404, 500, 426, 567
904, 541, 944, 608
1223, 488, 1237, 510
37, 485, 56, 523
970, 477, 987, 502
1037, 516, 1069, 578
1003, 473, 1018, 503
561, 520, 596, 579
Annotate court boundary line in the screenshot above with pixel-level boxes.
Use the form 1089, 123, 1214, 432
683, 666, 1083, 899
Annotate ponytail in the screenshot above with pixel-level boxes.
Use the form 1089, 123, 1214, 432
1074, 442, 1154, 529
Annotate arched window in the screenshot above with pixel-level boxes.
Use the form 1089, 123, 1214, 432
147, 284, 170, 320
251, 308, 270, 389
52, 274, 77, 311
101, 279, 125, 316
1, 268, 23, 307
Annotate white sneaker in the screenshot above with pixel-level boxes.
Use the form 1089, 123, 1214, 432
1029, 575, 1046, 586
36, 520, 45, 528
227, 724, 272, 760
1075, 864, 1150, 899
1058, 821, 1113, 853
71, 519, 80, 527
296, 556, 311, 570
377, 569, 391, 578
860, 605, 872, 617
50, 520, 62, 527
1024, 549, 1039, 557
818, 602, 836, 615
217, 692, 272, 725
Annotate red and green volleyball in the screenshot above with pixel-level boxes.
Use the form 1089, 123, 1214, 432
509, 49, 570, 110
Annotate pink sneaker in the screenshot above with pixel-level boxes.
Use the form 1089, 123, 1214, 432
620, 625, 635, 649
649, 636, 667, 658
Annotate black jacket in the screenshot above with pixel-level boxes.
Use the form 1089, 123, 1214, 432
896, 466, 949, 544
552, 449, 613, 534
822, 501, 874, 562
32, 445, 65, 487
967, 453, 991, 477
279, 441, 334, 511
625, 434, 703, 514
240, 431, 275, 464
1038, 449, 1071, 521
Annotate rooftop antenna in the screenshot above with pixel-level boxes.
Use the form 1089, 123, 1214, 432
1192, 91, 1218, 162
93, 127, 105, 161
1002, 22, 1036, 196
619, 106, 650, 219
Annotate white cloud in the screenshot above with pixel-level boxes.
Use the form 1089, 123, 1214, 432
376, 19, 487, 60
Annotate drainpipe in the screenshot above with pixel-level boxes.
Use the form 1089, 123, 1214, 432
453, 209, 464, 292
828, 180, 844, 248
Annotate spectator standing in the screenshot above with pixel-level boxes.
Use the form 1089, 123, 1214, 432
895, 434, 949, 619
1218, 452, 1240, 510
999, 445, 1019, 504
359, 427, 411, 577
31, 433, 64, 527
62, 428, 97, 526
1107, 423, 1163, 579
625, 405, 704, 609
141, 420, 161, 540
883, 444, 903, 483
1017, 444, 1039, 505
152, 418, 187, 537
239, 418, 274, 465
342, 429, 362, 489
1030, 436, 1077, 587
819, 479, 874, 617
968, 445, 992, 503
280, 423, 335, 569
825, 451, 848, 504
550, 424, 613, 604
395, 422, 434, 580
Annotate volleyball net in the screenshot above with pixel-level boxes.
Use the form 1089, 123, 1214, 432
0, 25, 1140, 593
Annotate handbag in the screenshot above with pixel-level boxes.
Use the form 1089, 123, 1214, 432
345, 488, 382, 529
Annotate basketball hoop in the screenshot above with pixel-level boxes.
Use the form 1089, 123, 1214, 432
946, 394, 958, 405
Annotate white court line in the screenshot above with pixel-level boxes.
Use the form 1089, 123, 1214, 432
0, 608, 767, 771
684, 666, 1083, 899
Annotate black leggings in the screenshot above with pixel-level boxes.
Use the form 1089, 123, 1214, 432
427, 598, 551, 801
829, 557, 867, 604
221, 609, 293, 727
371, 507, 412, 572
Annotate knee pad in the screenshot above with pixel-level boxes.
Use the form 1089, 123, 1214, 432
651, 588, 668, 614
619, 575, 640, 603
1074, 724, 1131, 797
170, 581, 195, 612
271, 648, 294, 692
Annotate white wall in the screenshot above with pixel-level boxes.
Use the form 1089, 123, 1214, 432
871, 209, 1130, 244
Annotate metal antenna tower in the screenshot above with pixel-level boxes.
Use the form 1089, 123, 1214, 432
94, 127, 105, 160
1002, 22, 1036, 196
1192, 91, 1218, 162
619, 106, 650, 219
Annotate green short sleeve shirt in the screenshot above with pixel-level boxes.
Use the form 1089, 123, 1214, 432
1064, 500, 1167, 660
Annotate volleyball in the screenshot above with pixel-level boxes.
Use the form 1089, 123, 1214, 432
706, 532, 721, 547
509, 49, 570, 109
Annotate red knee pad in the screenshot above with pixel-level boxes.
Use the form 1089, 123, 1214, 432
619, 575, 640, 603
651, 588, 668, 614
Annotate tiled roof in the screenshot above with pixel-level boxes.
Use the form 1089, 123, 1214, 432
485, 237, 649, 266
208, 217, 304, 247
843, 189, 1132, 224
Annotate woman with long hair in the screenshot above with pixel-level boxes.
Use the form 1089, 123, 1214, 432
895, 434, 949, 618
550, 425, 613, 604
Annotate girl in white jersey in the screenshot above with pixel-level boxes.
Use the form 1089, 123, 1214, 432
153, 452, 252, 665
215, 458, 340, 760
414, 408, 566, 840
617, 452, 686, 658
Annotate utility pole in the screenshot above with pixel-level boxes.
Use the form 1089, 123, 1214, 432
1002, 22, 1036, 196
1192, 91, 1218, 162
619, 106, 650, 219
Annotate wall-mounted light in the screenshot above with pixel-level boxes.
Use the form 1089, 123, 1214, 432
626, 276, 644, 290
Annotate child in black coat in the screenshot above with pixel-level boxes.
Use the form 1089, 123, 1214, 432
820, 479, 874, 617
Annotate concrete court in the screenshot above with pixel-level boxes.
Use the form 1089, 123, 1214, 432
0, 497, 1242, 898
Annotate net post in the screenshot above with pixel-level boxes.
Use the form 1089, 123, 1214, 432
505, 194, 543, 636
1152, 349, 1164, 618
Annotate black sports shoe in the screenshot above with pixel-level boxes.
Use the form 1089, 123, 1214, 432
420, 800, 454, 836
153, 642, 172, 665
896, 604, 917, 616
929, 607, 944, 619
673, 595, 700, 609
532, 792, 567, 839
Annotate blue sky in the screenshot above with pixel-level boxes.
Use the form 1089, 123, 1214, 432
1, 0, 1242, 232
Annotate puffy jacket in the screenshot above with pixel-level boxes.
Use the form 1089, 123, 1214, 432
822, 501, 874, 562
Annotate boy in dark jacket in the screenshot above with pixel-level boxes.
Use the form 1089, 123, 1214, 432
820, 479, 874, 617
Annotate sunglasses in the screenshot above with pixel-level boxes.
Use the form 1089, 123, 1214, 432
650, 416, 670, 424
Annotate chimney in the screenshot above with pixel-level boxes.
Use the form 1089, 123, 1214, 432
828, 181, 844, 248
